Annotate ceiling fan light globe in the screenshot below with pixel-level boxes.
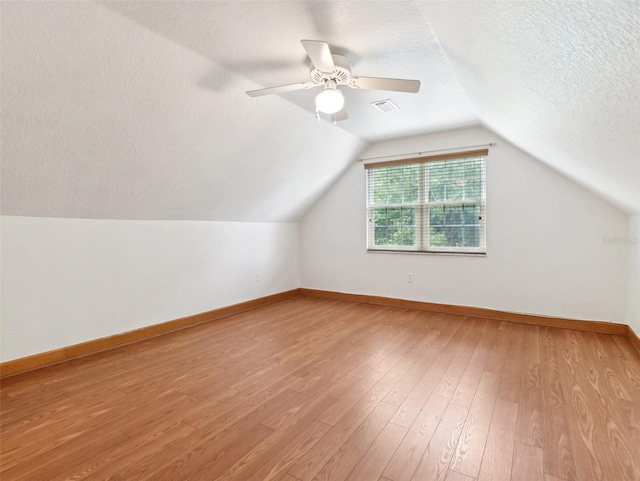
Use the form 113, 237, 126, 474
315, 89, 344, 114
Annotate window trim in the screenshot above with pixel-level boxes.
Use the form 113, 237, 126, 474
365, 149, 487, 254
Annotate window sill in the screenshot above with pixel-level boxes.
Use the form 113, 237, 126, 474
366, 249, 486, 257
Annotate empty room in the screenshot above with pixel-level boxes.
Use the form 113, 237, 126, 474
1, 1, 639, 481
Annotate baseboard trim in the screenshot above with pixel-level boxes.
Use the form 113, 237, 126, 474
299, 288, 629, 336
3, 287, 636, 378
0, 289, 300, 379
628, 326, 640, 357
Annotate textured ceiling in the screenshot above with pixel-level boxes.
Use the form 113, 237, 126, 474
421, 0, 640, 213
1, 1, 638, 222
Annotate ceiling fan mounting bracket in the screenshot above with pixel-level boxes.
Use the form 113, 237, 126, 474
309, 54, 351, 85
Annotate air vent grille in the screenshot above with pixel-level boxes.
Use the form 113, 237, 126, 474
371, 99, 399, 112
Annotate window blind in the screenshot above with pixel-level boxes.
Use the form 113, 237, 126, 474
365, 149, 487, 254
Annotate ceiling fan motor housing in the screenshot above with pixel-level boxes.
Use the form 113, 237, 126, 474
310, 54, 351, 85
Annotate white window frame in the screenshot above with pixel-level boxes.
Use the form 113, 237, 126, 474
366, 150, 487, 255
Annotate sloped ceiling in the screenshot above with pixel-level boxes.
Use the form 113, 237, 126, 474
421, 0, 640, 214
1, 1, 638, 223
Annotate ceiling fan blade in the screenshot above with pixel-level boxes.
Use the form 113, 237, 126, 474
301, 40, 335, 73
332, 106, 348, 123
246, 81, 319, 97
348, 76, 420, 93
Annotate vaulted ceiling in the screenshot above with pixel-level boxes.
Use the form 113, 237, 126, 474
1, 1, 638, 222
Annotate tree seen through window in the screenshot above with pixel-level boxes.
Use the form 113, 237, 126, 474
366, 151, 486, 253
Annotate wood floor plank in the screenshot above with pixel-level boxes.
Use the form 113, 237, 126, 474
1, 296, 638, 481
614, 399, 640, 466
1, 455, 17, 471
278, 475, 304, 481
389, 318, 484, 428
383, 319, 489, 481
444, 470, 476, 481
1, 427, 130, 480
477, 399, 517, 481
382, 330, 444, 406
288, 367, 408, 480
539, 326, 577, 480
1, 424, 76, 465
497, 323, 526, 403
586, 333, 633, 401
180, 372, 303, 430
77, 423, 199, 481
515, 324, 544, 448
449, 370, 499, 478
408, 403, 468, 481
248, 423, 331, 481
316, 330, 421, 426
554, 329, 612, 481
100, 388, 301, 481
288, 319, 391, 389
382, 404, 444, 481
544, 475, 565, 481
576, 331, 639, 481
217, 420, 330, 481
484, 321, 512, 375
511, 441, 544, 481
343, 421, 407, 481
450, 321, 498, 407
144, 424, 276, 481
308, 402, 398, 481
207, 365, 372, 481
50, 391, 190, 440
610, 336, 640, 394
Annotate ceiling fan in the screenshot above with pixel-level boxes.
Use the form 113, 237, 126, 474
245, 40, 421, 122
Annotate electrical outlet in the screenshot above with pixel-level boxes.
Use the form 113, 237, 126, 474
256, 272, 261, 282
407, 273, 413, 283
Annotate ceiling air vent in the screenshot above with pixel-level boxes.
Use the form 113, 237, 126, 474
371, 99, 399, 112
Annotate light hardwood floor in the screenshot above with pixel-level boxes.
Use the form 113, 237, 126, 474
1, 296, 639, 481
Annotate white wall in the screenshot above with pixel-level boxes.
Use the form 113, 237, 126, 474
299, 126, 629, 324
0, 216, 298, 362
629, 215, 640, 335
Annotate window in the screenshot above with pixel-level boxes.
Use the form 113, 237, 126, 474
366, 149, 487, 254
